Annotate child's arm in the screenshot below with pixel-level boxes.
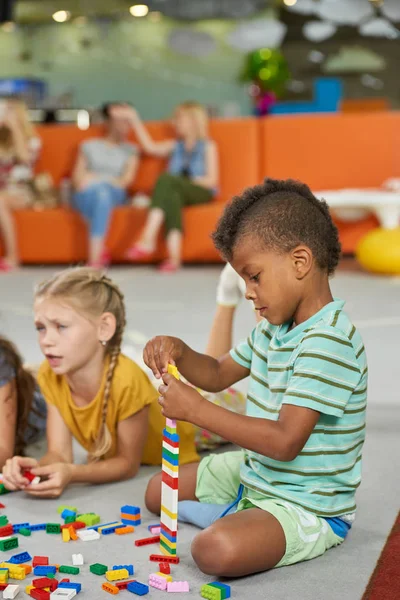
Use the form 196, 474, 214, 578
118, 106, 175, 158
25, 407, 149, 498
158, 375, 320, 461
0, 381, 17, 469
144, 336, 249, 392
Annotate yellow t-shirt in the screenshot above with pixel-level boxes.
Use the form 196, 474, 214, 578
37, 353, 199, 465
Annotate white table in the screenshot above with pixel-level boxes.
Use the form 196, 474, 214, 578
316, 189, 400, 229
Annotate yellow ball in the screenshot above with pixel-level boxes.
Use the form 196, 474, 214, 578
356, 228, 400, 275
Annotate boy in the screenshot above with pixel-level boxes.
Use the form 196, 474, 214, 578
143, 178, 367, 577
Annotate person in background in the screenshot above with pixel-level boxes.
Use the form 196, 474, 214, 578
0, 336, 47, 470
125, 102, 219, 273
0, 98, 41, 272
72, 103, 139, 268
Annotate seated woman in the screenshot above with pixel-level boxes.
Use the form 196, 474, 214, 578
124, 101, 219, 272
0, 98, 41, 272
72, 103, 139, 268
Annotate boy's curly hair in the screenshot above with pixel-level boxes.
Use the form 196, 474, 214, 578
212, 178, 341, 276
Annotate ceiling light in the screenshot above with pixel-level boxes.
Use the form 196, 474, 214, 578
283, 0, 297, 6
1, 21, 15, 33
52, 10, 71, 23
129, 4, 149, 17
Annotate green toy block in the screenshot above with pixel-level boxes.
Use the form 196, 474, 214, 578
201, 584, 223, 600
0, 537, 18, 552
57, 505, 78, 515
76, 513, 100, 527
90, 563, 108, 576
0, 484, 10, 495
19, 528, 31, 537
47, 573, 55, 579
209, 583, 230, 599
0, 516, 8, 526
59, 565, 80, 575
64, 516, 76, 524
46, 523, 61, 534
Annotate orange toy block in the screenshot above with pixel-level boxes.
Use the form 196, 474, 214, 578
102, 582, 120, 595
115, 526, 135, 535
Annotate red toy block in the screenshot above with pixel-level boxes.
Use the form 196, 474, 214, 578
159, 562, 171, 574
33, 556, 49, 567
60, 579, 70, 583
0, 503, 5, 508
0, 524, 14, 537
23, 469, 36, 483
160, 523, 177, 538
162, 471, 179, 490
149, 554, 180, 564
162, 435, 179, 448
30, 589, 51, 600
0, 584, 8, 591
135, 535, 160, 547
60, 521, 85, 530
33, 577, 58, 591
115, 579, 136, 590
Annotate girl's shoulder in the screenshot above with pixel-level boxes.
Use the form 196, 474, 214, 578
114, 353, 152, 385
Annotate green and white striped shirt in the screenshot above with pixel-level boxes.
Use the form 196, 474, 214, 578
231, 299, 367, 518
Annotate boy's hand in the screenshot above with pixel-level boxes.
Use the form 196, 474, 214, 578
2, 456, 39, 491
158, 373, 205, 421
25, 463, 73, 499
143, 336, 185, 379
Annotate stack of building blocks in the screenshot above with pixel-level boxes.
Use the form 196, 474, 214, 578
160, 364, 180, 557
120, 506, 141, 527
201, 582, 231, 600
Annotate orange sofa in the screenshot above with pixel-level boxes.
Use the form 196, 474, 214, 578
2, 118, 260, 264
260, 112, 399, 254
1, 111, 399, 263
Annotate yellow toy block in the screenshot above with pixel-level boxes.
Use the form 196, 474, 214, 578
98, 521, 123, 533
161, 505, 177, 520
62, 527, 71, 542
160, 534, 176, 551
156, 572, 173, 582
26, 585, 34, 594
0, 571, 8, 583
167, 364, 180, 380
1, 563, 25, 580
105, 568, 129, 582
162, 459, 179, 473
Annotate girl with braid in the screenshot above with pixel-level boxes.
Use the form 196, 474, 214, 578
2, 266, 198, 497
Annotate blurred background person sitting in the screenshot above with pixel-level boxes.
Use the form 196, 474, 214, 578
125, 101, 219, 273
72, 102, 139, 268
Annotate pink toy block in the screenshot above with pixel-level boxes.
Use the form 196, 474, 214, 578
149, 574, 167, 591
149, 526, 161, 535
167, 581, 190, 592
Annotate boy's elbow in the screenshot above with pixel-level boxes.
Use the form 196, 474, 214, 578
272, 439, 301, 462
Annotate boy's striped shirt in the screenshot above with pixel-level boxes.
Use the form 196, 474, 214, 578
231, 299, 367, 517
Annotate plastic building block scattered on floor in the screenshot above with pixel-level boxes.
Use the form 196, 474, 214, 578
75, 513, 100, 527
106, 569, 129, 582
33, 566, 56, 577
0, 485, 10, 496
60, 510, 76, 521
167, 581, 190, 593
115, 527, 134, 536
57, 581, 81, 593
134, 536, 160, 547
18, 529, 31, 537
59, 566, 79, 575
0, 504, 5, 509
0, 538, 18, 552
0, 525, 14, 538
113, 565, 134, 576
201, 583, 231, 600
208, 582, 231, 599
12, 523, 29, 533
61, 529, 70, 543
3, 584, 20, 599
33, 558, 48, 568
148, 524, 160, 533
68, 529, 77, 542
50, 590, 77, 599
76, 530, 100, 542
102, 583, 119, 595
159, 563, 170, 575
89, 564, 108, 576
57, 506, 78, 516
126, 581, 148, 596
148, 573, 167, 591
32, 577, 58, 592
149, 555, 179, 564
71, 555, 83, 567
115, 580, 135, 591
30, 588, 51, 600
46, 524, 61, 535
8, 551, 31, 565
60, 522, 85, 532
156, 572, 172, 583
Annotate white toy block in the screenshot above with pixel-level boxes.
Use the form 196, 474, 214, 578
76, 529, 100, 542
50, 590, 77, 599
161, 482, 178, 513
3, 584, 20, 599
162, 462, 178, 479
163, 441, 179, 455
160, 509, 178, 533
72, 553, 83, 565
31, 476, 41, 485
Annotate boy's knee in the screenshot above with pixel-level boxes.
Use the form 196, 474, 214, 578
191, 524, 236, 576
144, 471, 163, 515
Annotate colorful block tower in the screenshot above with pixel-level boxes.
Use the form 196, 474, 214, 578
160, 364, 179, 556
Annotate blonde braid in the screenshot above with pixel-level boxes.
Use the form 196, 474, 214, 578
89, 276, 126, 461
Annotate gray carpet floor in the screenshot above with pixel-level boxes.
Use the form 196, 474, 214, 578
1, 263, 400, 600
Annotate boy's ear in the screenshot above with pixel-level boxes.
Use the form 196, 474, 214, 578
291, 246, 313, 279
98, 312, 117, 343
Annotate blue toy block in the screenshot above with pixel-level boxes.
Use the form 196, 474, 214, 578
58, 581, 82, 593
162, 428, 180, 444
87, 520, 118, 531
13, 523, 30, 533
209, 582, 231, 598
29, 523, 47, 531
61, 509, 76, 520
113, 564, 134, 575
160, 527, 177, 544
161, 451, 179, 466
8, 551, 32, 564
127, 581, 148, 595
121, 518, 141, 526
121, 505, 140, 516
34, 565, 57, 576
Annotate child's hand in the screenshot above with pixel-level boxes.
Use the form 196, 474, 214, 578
158, 373, 204, 421
2, 456, 39, 491
143, 336, 185, 379
25, 463, 73, 499
216, 263, 246, 307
